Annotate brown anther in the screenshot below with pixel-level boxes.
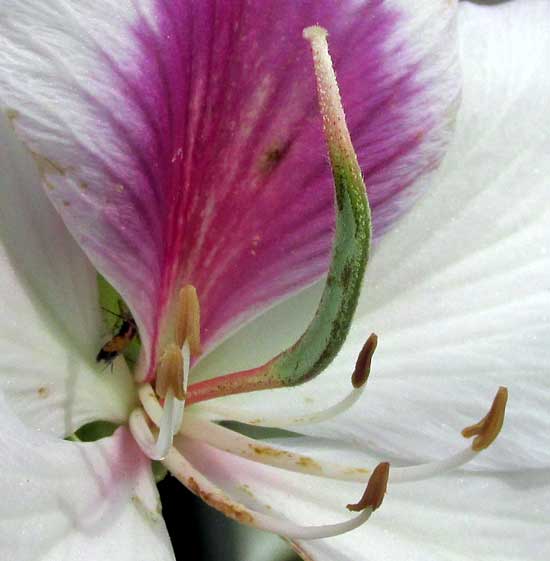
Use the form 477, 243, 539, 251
175, 285, 202, 356
351, 333, 378, 388
461, 386, 508, 451
155, 343, 186, 401
347, 461, 389, 512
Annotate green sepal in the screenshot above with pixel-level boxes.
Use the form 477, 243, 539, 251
74, 420, 118, 441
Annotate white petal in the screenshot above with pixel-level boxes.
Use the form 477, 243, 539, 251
282, 440, 550, 561
177, 435, 550, 561
194, 0, 550, 470
299, 466, 550, 561
0, 113, 135, 435
0, 393, 174, 561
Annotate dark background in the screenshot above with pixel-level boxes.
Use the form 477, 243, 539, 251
159, 474, 300, 561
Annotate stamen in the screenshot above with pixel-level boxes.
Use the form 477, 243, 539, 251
192, 409, 475, 484
152, 342, 191, 457
179, 413, 374, 480
139, 383, 164, 422
462, 386, 508, 451
156, 344, 185, 400
130, 394, 181, 461
390, 448, 477, 483
155, 388, 180, 459
131, 344, 190, 461
163, 431, 386, 539
390, 386, 508, 482
197, 334, 377, 426
185, 387, 509, 485
197, 378, 364, 427
129, 407, 173, 461
134, 402, 384, 538
351, 333, 377, 388
173, 340, 191, 431
175, 285, 202, 356
347, 462, 389, 512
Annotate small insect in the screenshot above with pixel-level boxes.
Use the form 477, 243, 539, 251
96, 304, 138, 366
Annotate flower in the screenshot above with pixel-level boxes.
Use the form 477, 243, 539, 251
0, 1, 548, 561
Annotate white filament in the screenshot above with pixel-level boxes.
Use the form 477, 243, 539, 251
179, 414, 372, 480
140, 385, 480, 483
131, 342, 190, 460
129, 408, 163, 460
172, 341, 190, 432
198, 382, 365, 427
163, 431, 374, 539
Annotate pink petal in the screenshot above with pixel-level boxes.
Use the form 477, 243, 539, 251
0, 1, 459, 378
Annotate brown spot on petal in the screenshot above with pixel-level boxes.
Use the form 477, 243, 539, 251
5, 108, 19, 125
31, 152, 66, 176
250, 444, 289, 458
296, 456, 322, 472
260, 141, 291, 175
343, 466, 370, 476
250, 444, 322, 473
186, 477, 254, 525
239, 484, 255, 498
37, 386, 49, 399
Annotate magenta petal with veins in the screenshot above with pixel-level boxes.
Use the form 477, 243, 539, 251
0, 1, 459, 379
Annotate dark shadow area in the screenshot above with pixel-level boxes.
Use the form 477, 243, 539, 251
159, 473, 238, 560
159, 473, 303, 561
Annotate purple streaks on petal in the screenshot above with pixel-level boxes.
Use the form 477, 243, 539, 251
3, 1, 457, 378
115, 1, 456, 376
